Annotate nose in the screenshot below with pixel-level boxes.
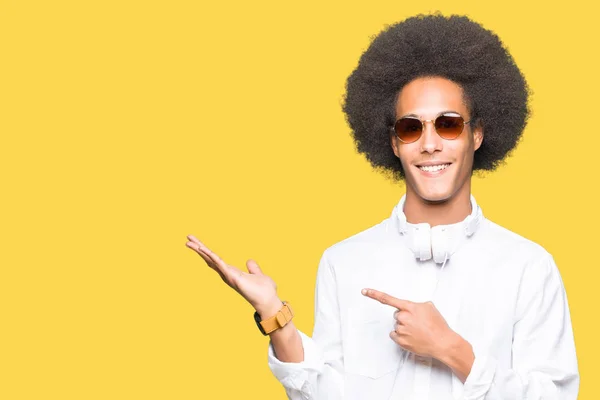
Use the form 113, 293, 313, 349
420, 120, 443, 154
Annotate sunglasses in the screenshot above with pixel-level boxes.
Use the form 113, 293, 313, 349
392, 112, 472, 144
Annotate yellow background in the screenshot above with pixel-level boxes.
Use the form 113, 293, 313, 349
1, 0, 597, 398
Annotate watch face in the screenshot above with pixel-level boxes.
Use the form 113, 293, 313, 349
253, 311, 267, 335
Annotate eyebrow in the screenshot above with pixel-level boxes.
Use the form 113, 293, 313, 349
399, 110, 461, 119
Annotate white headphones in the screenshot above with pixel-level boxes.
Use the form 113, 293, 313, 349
394, 195, 483, 264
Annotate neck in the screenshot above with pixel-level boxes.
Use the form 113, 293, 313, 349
403, 182, 472, 227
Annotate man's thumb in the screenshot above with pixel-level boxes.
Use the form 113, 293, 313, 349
246, 259, 263, 275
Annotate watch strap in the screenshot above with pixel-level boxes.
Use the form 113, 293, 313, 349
254, 301, 294, 335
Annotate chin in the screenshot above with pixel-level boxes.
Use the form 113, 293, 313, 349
417, 191, 452, 204
410, 181, 455, 203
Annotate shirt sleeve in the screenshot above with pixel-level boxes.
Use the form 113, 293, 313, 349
461, 253, 580, 399
267, 251, 344, 400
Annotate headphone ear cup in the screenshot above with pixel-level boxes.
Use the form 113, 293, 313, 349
431, 227, 449, 264
413, 224, 432, 261
464, 210, 480, 237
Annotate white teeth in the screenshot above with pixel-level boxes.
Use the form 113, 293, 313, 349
418, 164, 450, 172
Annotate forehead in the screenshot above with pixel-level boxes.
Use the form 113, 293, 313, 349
395, 76, 467, 118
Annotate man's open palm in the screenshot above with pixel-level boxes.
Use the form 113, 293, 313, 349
186, 234, 278, 311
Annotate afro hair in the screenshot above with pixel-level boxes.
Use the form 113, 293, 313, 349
342, 13, 531, 181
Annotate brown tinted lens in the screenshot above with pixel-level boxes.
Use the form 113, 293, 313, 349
434, 115, 464, 139
394, 118, 423, 143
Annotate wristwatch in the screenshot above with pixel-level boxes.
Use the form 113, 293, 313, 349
254, 301, 294, 336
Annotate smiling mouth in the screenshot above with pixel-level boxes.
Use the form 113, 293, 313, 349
417, 163, 451, 173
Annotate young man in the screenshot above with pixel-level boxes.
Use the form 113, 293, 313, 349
186, 14, 579, 399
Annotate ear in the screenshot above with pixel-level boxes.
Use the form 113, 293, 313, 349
390, 130, 400, 158
473, 124, 484, 151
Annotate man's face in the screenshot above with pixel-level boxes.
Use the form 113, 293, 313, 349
391, 76, 483, 203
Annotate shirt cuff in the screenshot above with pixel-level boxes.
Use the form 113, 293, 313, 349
461, 343, 498, 399
267, 330, 323, 391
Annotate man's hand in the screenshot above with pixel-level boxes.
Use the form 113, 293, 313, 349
361, 288, 454, 359
186, 234, 282, 317
186, 234, 305, 363
361, 288, 475, 382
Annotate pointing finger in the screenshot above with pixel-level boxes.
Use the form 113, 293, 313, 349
361, 288, 414, 311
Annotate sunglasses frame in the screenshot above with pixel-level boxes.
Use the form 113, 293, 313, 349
392, 112, 473, 144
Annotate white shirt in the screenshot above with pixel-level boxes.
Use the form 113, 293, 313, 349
267, 195, 579, 399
